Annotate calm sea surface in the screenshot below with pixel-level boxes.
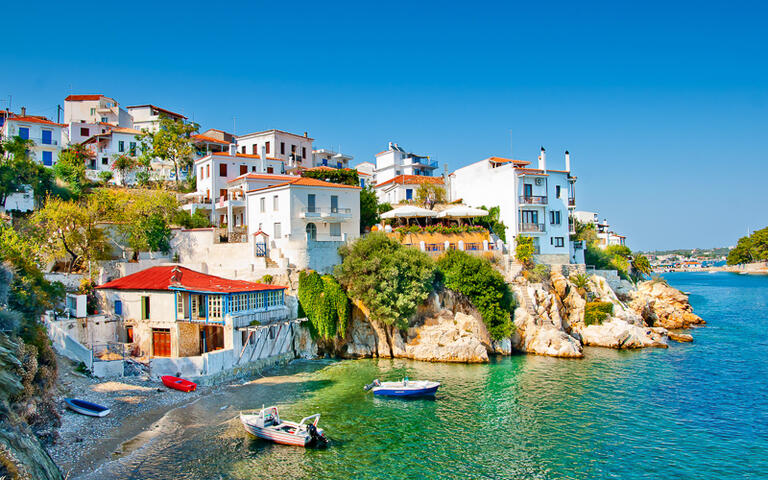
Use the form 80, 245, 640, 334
80, 272, 768, 479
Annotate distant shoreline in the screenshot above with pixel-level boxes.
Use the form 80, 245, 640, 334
654, 262, 768, 275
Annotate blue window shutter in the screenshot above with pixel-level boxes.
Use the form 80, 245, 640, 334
41, 130, 52, 144
42, 151, 53, 166
406, 189, 413, 200
18, 127, 29, 140
114, 300, 122, 315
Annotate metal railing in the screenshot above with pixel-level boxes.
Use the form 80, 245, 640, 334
519, 196, 548, 205
519, 223, 546, 233
302, 207, 352, 215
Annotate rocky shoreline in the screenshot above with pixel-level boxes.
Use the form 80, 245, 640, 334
317, 272, 703, 362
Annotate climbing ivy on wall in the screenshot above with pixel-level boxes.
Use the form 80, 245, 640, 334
298, 270, 349, 339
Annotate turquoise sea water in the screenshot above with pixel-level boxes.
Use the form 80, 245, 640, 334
81, 272, 768, 479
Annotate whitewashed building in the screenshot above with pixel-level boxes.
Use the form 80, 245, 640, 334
81, 126, 145, 184
245, 177, 361, 272
126, 104, 186, 133
573, 211, 627, 249
374, 174, 445, 204
236, 129, 313, 170
449, 148, 578, 264
312, 148, 353, 169
64, 94, 133, 127
373, 142, 438, 184
1, 113, 66, 167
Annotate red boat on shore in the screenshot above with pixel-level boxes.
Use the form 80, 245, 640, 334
161, 375, 197, 392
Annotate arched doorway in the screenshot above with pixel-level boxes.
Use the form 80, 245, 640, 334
306, 223, 317, 241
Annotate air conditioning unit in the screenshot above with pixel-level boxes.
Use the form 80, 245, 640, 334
535, 178, 543, 186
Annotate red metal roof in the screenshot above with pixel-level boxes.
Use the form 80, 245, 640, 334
65, 94, 103, 101
96, 266, 284, 293
247, 176, 361, 193
375, 175, 444, 188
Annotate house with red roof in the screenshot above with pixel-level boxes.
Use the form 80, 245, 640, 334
64, 94, 133, 127
80, 125, 147, 184
373, 174, 445, 204
1, 108, 66, 168
96, 265, 289, 360
373, 142, 438, 185
236, 129, 313, 169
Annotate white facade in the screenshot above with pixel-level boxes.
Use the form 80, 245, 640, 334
312, 148, 353, 169
245, 178, 361, 271
126, 104, 186, 133
374, 175, 445, 204
64, 95, 132, 127
355, 161, 376, 188
573, 211, 628, 249
373, 142, 438, 184
236, 129, 313, 170
1, 116, 65, 167
449, 149, 577, 263
82, 127, 145, 184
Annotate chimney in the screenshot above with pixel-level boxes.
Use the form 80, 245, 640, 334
304, 131, 308, 138
538, 147, 546, 171
565, 150, 571, 172
388, 141, 393, 150
228, 143, 237, 156
20, 106, 26, 116
260, 145, 266, 173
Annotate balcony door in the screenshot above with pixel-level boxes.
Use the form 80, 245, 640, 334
331, 195, 338, 213
307, 194, 316, 213
523, 183, 533, 198
521, 210, 538, 225
306, 223, 317, 240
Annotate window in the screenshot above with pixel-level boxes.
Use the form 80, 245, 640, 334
260, 197, 265, 212
141, 296, 150, 320
18, 127, 29, 140
273, 195, 279, 211
322, 158, 328, 166
125, 325, 133, 343
266, 167, 274, 173
406, 189, 413, 200
307, 194, 316, 213
90, 108, 96, 115
241, 146, 246, 154
41, 130, 52, 145
554, 237, 565, 247
524, 183, 533, 198
274, 222, 282, 239
265, 141, 270, 154
208, 295, 222, 319
199, 166, 204, 179
100, 117, 108, 123
42, 151, 53, 166
80, 127, 89, 137
302, 147, 306, 159
206, 165, 210, 177
219, 189, 227, 199
129, 142, 136, 155
102, 157, 109, 165
240, 165, 247, 175
118, 140, 125, 152
555, 185, 561, 199
331, 195, 338, 213
550, 211, 561, 225
219, 163, 227, 176
521, 210, 538, 224
330, 223, 341, 237
176, 292, 184, 316
291, 144, 296, 154
306, 223, 317, 240
280, 142, 285, 155
114, 300, 123, 315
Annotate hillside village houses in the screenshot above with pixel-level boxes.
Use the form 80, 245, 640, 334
311, 147, 353, 169
81, 125, 146, 183
448, 148, 580, 265
573, 211, 628, 248
372, 142, 439, 185
1, 109, 66, 167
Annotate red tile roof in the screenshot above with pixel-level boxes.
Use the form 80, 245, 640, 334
7, 116, 65, 127
247, 176, 361, 193
97, 266, 284, 293
374, 175, 444, 188
227, 173, 297, 184
487, 156, 530, 166
191, 134, 229, 145
65, 94, 103, 101
210, 152, 284, 162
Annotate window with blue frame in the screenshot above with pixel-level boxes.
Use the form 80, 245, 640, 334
360, 179, 365, 188
41, 130, 52, 145
42, 151, 53, 166
406, 188, 413, 200
18, 127, 29, 140
114, 300, 123, 315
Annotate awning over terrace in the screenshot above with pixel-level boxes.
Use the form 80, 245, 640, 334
435, 206, 488, 218
380, 205, 438, 219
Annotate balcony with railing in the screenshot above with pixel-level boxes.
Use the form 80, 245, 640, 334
519, 223, 546, 233
403, 156, 438, 169
519, 195, 548, 205
300, 207, 353, 221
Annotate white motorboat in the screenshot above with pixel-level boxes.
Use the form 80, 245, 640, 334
240, 406, 327, 447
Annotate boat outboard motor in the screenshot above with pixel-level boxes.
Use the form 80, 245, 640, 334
307, 423, 326, 446
363, 379, 381, 391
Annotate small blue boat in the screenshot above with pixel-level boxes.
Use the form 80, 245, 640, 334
364, 378, 440, 397
64, 398, 111, 417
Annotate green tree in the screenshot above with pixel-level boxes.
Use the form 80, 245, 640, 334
631, 254, 652, 278
727, 227, 768, 265
415, 182, 446, 209
436, 250, 515, 339
31, 196, 112, 273
139, 116, 199, 187
335, 233, 436, 329
359, 187, 380, 233
302, 168, 359, 186
515, 235, 535, 266
0, 136, 51, 208
53, 147, 88, 198
111, 189, 179, 255
476, 205, 507, 242
111, 153, 138, 186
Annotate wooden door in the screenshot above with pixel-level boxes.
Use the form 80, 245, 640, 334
152, 328, 171, 357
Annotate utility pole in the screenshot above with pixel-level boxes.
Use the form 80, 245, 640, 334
57, 104, 63, 123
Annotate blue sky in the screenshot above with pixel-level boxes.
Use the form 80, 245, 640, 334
2, 0, 766, 250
